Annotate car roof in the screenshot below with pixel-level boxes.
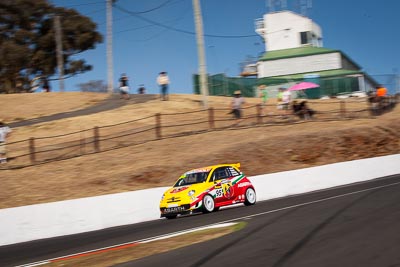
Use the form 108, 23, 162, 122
186, 163, 241, 173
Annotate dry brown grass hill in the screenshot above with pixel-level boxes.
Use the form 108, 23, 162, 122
0, 92, 399, 209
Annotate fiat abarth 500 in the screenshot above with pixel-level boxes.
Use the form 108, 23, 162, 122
159, 163, 256, 219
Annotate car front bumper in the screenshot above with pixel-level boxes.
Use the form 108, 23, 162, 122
159, 204, 193, 217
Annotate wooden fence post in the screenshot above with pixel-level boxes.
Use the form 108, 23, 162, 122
256, 104, 262, 124
29, 137, 36, 163
93, 126, 100, 152
340, 100, 346, 118
208, 107, 215, 129
155, 113, 161, 139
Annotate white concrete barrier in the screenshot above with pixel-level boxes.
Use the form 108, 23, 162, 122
251, 154, 400, 202
0, 154, 399, 246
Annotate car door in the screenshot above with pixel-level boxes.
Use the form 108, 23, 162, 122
210, 167, 232, 204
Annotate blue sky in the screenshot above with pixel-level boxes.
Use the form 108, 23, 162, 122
49, 0, 400, 94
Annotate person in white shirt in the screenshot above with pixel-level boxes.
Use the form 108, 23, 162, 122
119, 73, 130, 100
157, 71, 170, 101
0, 121, 12, 163
230, 90, 245, 120
281, 89, 292, 114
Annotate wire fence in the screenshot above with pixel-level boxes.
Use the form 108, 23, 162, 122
2, 96, 398, 169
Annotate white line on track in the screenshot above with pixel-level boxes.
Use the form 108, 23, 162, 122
16, 180, 400, 267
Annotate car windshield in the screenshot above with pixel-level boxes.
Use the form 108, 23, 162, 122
174, 171, 209, 187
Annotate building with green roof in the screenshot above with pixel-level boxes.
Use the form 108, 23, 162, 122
253, 11, 378, 98
194, 10, 379, 99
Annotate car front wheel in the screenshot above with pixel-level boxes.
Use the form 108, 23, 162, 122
244, 188, 256, 206
202, 194, 215, 213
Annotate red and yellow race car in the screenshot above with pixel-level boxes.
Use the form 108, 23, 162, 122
159, 163, 256, 219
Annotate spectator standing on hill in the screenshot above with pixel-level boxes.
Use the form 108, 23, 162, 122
276, 87, 285, 110
157, 71, 170, 101
30, 76, 41, 92
281, 88, 292, 113
230, 90, 245, 120
376, 85, 387, 97
138, 84, 146, 94
41, 77, 51, 92
258, 84, 268, 115
277, 88, 284, 102
0, 121, 11, 163
119, 73, 130, 100
368, 91, 380, 116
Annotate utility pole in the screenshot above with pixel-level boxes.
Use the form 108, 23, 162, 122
106, 0, 114, 94
396, 74, 400, 94
193, 0, 209, 108
54, 15, 64, 92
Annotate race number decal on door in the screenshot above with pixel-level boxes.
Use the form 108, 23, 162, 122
215, 188, 223, 198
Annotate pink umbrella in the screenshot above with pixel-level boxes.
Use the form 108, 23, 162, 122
288, 82, 320, 91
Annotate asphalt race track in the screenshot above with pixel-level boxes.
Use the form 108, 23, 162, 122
1, 174, 400, 267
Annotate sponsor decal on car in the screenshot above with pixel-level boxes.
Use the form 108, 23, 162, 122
223, 182, 234, 199
171, 186, 189, 193
163, 206, 186, 213
185, 168, 211, 174
162, 204, 191, 214
238, 182, 251, 188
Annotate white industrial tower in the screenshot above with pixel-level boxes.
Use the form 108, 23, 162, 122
267, 0, 313, 17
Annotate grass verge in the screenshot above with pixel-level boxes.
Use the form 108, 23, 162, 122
44, 222, 246, 267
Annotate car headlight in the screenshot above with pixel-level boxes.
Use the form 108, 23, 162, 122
188, 190, 195, 197
161, 194, 165, 201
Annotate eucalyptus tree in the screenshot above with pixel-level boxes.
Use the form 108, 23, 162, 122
0, 0, 102, 93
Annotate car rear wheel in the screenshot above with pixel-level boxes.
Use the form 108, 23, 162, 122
202, 194, 215, 213
244, 188, 256, 206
